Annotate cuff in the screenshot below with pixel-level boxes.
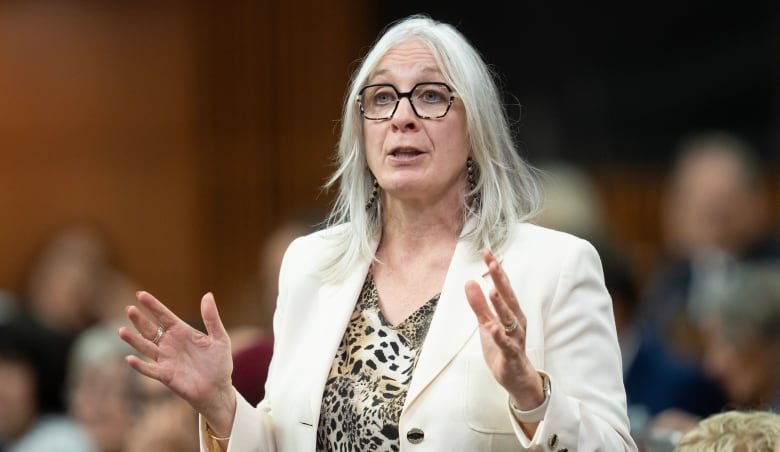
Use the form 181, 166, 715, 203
509, 371, 551, 423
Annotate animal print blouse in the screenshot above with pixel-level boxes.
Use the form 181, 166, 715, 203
316, 272, 439, 452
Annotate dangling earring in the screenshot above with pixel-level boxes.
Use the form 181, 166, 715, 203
467, 156, 480, 206
365, 176, 379, 211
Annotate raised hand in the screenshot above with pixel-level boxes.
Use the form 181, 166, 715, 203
464, 250, 544, 412
117, 291, 236, 435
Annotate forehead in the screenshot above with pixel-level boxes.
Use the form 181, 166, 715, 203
369, 40, 443, 82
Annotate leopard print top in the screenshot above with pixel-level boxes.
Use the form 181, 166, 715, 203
316, 272, 440, 452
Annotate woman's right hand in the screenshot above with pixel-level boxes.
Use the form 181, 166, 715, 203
117, 291, 236, 436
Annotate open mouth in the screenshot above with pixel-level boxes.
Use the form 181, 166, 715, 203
389, 147, 424, 157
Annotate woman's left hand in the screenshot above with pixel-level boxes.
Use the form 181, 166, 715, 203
464, 250, 545, 412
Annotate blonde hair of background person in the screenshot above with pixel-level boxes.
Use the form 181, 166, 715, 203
118, 15, 634, 452
676, 410, 780, 452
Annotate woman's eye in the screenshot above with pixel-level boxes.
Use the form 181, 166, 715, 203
374, 92, 394, 105
420, 90, 444, 103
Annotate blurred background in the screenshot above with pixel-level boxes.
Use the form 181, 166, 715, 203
0, 1, 778, 450
1, 0, 778, 319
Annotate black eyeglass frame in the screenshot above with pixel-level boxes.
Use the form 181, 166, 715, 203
357, 82, 456, 120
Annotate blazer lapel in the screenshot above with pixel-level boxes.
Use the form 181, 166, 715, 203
307, 240, 378, 418
404, 237, 485, 410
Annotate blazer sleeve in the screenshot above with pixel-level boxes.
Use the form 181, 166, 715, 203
511, 238, 636, 451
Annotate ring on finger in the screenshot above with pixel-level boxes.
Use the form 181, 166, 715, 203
152, 325, 165, 345
503, 316, 518, 333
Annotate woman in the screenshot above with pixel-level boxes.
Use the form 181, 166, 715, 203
118, 15, 635, 451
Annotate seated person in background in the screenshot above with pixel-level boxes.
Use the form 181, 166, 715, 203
0, 318, 95, 452
641, 132, 780, 358
597, 243, 725, 442
124, 375, 199, 452
68, 324, 137, 452
675, 410, 780, 452
700, 263, 780, 411
16, 223, 115, 413
534, 161, 726, 440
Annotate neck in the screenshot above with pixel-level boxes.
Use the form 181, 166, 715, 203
379, 192, 465, 256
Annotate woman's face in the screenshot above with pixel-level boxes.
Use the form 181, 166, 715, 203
362, 40, 471, 208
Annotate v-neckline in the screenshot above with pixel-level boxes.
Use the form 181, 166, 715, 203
366, 272, 441, 329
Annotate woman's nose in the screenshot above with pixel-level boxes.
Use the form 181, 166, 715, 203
390, 97, 419, 129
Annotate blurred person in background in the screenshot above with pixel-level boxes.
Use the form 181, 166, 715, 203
231, 217, 319, 406
700, 263, 780, 411
68, 272, 198, 452
0, 318, 95, 451
124, 374, 198, 452
68, 323, 137, 452
15, 223, 115, 413
675, 410, 780, 452
598, 243, 725, 448
534, 160, 606, 242
648, 263, 780, 448
22, 223, 112, 335
641, 131, 780, 357
534, 162, 725, 444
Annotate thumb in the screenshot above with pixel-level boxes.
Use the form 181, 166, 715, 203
201, 292, 229, 341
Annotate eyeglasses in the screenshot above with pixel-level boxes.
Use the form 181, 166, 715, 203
357, 82, 455, 120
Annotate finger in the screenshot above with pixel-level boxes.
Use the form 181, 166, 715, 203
117, 326, 160, 359
484, 250, 526, 322
484, 321, 523, 354
465, 280, 494, 325
125, 354, 164, 381
489, 288, 521, 331
201, 292, 229, 342
490, 289, 526, 336
136, 291, 182, 330
126, 305, 162, 341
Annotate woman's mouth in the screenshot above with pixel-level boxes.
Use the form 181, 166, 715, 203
389, 147, 424, 158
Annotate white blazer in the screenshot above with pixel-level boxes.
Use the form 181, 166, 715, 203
201, 223, 636, 451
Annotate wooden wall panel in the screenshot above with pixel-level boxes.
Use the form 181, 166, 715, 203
0, 1, 370, 326
0, 3, 201, 314
193, 0, 370, 326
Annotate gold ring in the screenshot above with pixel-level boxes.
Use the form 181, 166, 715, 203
504, 317, 518, 333
152, 325, 164, 345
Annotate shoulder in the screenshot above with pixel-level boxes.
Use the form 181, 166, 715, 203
283, 224, 348, 262
504, 222, 598, 259
279, 223, 353, 283
12, 415, 94, 452
496, 223, 605, 293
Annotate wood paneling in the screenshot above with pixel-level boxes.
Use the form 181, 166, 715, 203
193, 0, 370, 325
0, 3, 201, 315
0, 1, 369, 326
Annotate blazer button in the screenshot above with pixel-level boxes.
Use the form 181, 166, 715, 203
547, 433, 558, 448
406, 427, 425, 444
